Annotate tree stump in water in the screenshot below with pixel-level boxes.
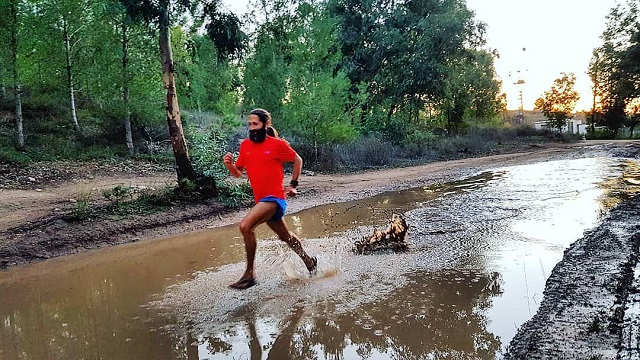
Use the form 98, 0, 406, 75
353, 214, 409, 254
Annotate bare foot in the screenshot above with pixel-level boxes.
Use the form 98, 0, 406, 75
229, 278, 257, 290
307, 256, 318, 277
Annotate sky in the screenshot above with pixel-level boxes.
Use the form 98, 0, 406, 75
222, 0, 617, 111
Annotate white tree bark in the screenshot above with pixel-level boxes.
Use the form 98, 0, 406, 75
10, 0, 24, 149
122, 18, 134, 155
62, 16, 80, 132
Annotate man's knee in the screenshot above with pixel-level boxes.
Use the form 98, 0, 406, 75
239, 220, 253, 236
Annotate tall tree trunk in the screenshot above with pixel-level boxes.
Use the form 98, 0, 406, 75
158, 1, 196, 182
10, 0, 24, 150
386, 103, 396, 128
62, 17, 80, 132
122, 19, 134, 155
1, 78, 6, 99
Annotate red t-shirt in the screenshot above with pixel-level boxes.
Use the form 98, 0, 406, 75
235, 136, 298, 203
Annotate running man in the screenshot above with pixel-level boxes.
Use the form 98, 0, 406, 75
223, 108, 317, 289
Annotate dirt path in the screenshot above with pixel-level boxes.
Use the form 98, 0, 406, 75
0, 140, 633, 270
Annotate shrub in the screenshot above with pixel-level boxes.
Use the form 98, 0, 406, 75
294, 142, 342, 172
403, 131, 438, 157
337, 136, 393, 169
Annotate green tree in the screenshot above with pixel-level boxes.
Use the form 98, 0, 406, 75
441, 49, 502, 134
103, 2, 164, 153
90, 1, 145, 154
330, 0, 490, 139
279, 2, 357, 164
172, 30, 240, 118
242, 0, 297, 119
120, 0, 245, 187
589, 0, 640, 135
36, 0, 95, 132
0, 0, 25, 149
534, 73, 580, 130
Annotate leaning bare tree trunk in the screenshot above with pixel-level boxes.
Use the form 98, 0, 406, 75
158, 2, 196, 183
62, 17, 80, 132
121, 19, 134, 155
10, 0, 24, 150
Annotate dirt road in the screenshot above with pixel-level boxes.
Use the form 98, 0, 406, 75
0, 140, 630, 270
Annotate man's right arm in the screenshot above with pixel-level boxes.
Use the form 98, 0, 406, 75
223, 152, 243, 178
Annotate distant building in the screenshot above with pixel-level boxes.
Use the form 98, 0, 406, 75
534, 118, 587, 135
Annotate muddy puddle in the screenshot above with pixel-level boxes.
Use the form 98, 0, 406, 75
1, 155, 638, 359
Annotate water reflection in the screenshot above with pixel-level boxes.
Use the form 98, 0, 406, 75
189, 270, 503, 360
599, 159, 640, 211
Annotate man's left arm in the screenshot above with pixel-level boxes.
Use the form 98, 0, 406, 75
285, 153, 303, 196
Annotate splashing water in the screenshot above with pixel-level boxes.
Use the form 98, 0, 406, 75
281, 244, 344, 280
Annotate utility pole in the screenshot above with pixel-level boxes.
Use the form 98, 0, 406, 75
508, 47, 528, 123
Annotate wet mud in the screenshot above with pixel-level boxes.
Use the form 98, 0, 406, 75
505, 145, 640, 359
505, 196, 640, 359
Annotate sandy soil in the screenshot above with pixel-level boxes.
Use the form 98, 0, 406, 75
1, 140, 640, 358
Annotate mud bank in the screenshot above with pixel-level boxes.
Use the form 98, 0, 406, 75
505, 194, 640, 359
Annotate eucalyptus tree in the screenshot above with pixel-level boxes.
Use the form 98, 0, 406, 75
120, 0, 245, 185
34, 0, 95, 132
0, 0, 25, 149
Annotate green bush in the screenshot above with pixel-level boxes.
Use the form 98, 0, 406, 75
337, 136, 393, 169
0, 143, 31, 163
586, 128, 615, 140
216, 180, 252, 208
403, 131, 438, 157
294, 142, 342, 172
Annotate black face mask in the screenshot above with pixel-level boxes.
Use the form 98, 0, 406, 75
249, 127, 267, 143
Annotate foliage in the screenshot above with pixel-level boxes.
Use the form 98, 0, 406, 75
102, 185, 134, 204
66, 184, 178, 222
184, 112, 233, 179
0, 0, 564, 203
183, 113, 251, 204
68, 190, 94, 222
215, 181, 252, 208
337, 136, 392, 168
241, 0, 294, 119
278, 3, 357, 148
442, 50, 505, 134
534, 73, 580, 130
204, 6, 248, 61
586, 127, 616, 140
589, 0, 640, 134
328, 0, 500, 136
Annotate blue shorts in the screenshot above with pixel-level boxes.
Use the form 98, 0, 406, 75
259, 196, 288, 221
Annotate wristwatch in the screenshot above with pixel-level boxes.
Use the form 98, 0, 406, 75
289, 179, 299, 188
